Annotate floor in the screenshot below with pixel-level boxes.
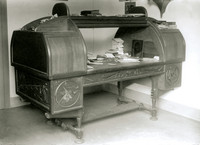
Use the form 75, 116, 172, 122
0, 103, 200, 145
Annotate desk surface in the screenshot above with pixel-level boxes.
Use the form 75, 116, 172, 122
84, 59, 164, 86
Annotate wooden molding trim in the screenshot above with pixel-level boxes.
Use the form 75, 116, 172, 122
0, 0, 10, 109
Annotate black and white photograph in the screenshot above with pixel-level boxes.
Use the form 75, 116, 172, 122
0, 0, 200, 145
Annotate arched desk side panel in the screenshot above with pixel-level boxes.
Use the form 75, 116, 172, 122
11, 16, 88, 79
44, 32, 87, 79
115, 22, 186, 90
11, 31, 49, 77
148, 21, 186, 90
38, 17, 87, 79
148, 21, 186, 63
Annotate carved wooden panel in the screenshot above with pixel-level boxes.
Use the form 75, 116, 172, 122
165, 63, 181, 87
158, 63, 182, 90
51, 77, 83, 115
16, 70, 50, 107
84, 65, 164, 86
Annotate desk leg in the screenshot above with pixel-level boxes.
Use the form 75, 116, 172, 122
117, 81, 134, 104
117, 81, 123, 103
45, 109, 84, 143
74, 116, 84, 143
150, 76, 159, 121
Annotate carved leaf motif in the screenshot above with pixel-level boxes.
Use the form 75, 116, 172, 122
84, 65, 164, 85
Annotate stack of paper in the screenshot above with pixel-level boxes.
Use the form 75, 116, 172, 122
111, 38, 124, 55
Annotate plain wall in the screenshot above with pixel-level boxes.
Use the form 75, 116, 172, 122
7, 0, 200, 109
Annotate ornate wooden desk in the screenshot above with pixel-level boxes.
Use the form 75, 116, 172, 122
11, 7, 185, 142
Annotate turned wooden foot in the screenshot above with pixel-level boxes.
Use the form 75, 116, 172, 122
60, 118, 84, 143
150, 109, 158, 121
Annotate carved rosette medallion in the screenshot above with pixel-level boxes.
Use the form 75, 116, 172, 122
54, 80, 81, 108
166, 65, 179, 86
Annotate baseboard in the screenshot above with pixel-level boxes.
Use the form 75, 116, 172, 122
10, 96, 30, 108
103, 83, 200, 122
10, 84, 200, 122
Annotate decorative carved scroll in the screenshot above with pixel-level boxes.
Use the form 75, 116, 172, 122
84, 65, 164, 85
17, 71, 50, 105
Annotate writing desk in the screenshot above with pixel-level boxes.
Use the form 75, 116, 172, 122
11, 11, 185, 142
